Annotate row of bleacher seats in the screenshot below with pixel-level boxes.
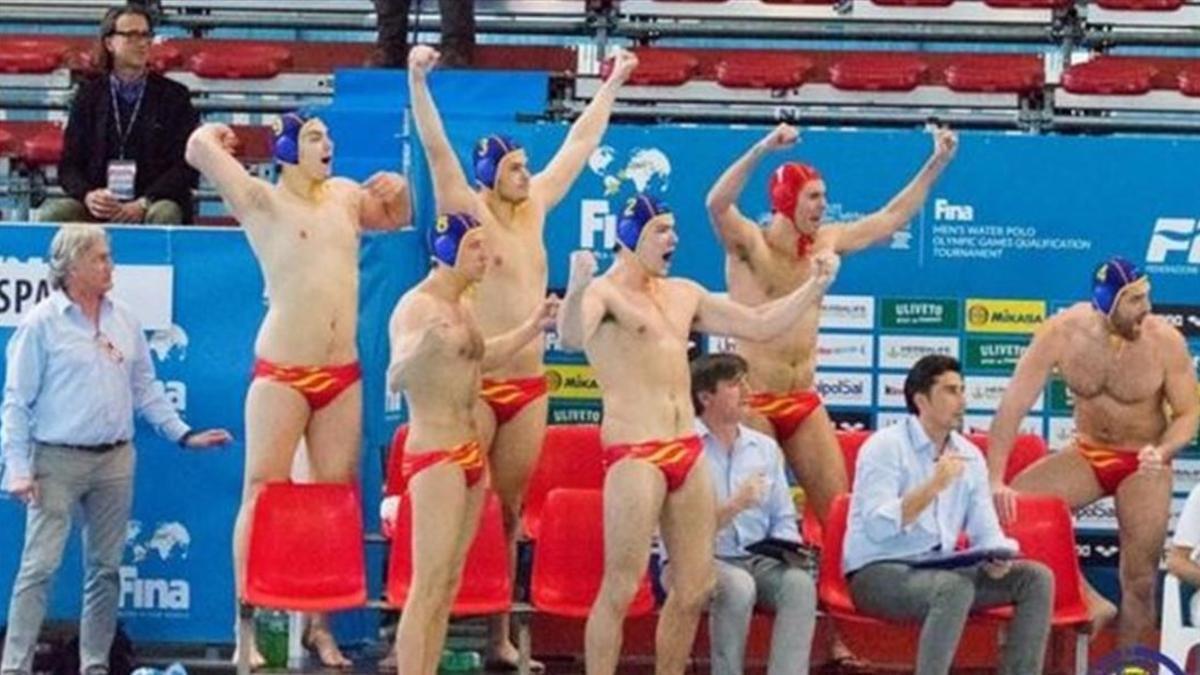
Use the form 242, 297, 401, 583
245, 423, 1083, 672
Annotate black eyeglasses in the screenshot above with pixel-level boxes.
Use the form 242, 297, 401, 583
111, 30, 153, 41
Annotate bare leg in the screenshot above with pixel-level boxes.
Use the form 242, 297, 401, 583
231, 380, 310, 669
483, 397, 549, 668
394, 463, 481, 675
779, 408, 846, 523
1012, 446, 1116, 635
1114, 466, 1172, 648
585, 461, 666, 675
656, 461, 716, 675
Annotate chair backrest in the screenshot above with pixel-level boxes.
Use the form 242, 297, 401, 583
836, 430, 871, 486
387, 491, 512, 616
522, 424, 605, 539
1000, 495, 1089, 620
531, 488, 654, 618
817, 493, 855, 613
384, 424, 409, 497
245, 481, 366, 610
966, 433, 1048, 484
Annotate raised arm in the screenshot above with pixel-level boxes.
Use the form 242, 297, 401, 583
483, 296, 559, 370
531, 49, 639, 209
706, 123, 797, 255
185, 123, 273, 221
694, 251, 839, 341
556, 251, 604, 352
1155, 325, 1200, 460
358, 171, 413, 230
407, 45, 478, 215
831, 127, 957, 254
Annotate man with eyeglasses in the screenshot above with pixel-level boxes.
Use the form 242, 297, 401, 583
1, 224, 232, 675
38, 5, 199, 225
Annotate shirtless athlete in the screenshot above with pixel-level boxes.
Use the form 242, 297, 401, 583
186, 111, 411, 667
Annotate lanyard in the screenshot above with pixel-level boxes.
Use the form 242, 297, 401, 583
109, 78, 146, 160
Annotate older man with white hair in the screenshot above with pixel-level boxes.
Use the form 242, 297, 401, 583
0, 224, 231, 675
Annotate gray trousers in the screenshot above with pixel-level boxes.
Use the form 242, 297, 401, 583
849, 559, 1054, 675
36, 198, 183, 225
1, 443, 134, 675
710, 555, 816, 675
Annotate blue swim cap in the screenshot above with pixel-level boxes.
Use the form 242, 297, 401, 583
273, 109, 319, 165
1092, 256, 1148, 316
428, 212, 483, 267
473, 135, 523, 189
617, 195, 671, 251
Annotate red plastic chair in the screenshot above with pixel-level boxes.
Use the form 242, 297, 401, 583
830, 53, 928, 91
604, 48, 699, 86
715, 53, 814, 89
19, 123, 63, 167
188, 46, 289, 79
944, 55, 1045, 93
531, 488, 655, 618
522, 424, 605, 539
387, 491, 512, 616
802, 429, 871, 547
239, 482, 366, 675
384, 424, 410, 497
967, 433, 1049, 484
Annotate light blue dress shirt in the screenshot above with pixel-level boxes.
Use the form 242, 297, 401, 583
697, 418, 801, 559
843, 415, 1017, 574
1, 291, 189, 490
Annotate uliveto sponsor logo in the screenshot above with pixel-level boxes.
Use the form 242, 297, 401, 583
814, 371, 872, 407
1145, 217, 1200, 274
819, 295, 875, 330
881, 298, 959, 330
878, 335, 959, 370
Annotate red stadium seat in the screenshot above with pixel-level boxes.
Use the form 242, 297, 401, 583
531, 489, 655, 618
1178, 64, 1200, 96
522, 424, 605, 539
871, 0, 954, 9
606, 48, 699, 86
716, 52, 814, 89
983, 0, 1070, 9
0, 38, 69, 74
1095, 0, 1183, 10
188, 43, 292, 79
230, 125, 276, 164
387, 491, 512, 616
944, 55, 1044, 93
830, 54, 927, 91
1062, 58, 1158, 95
20, 123, 64, 167
0, 125, 17, 157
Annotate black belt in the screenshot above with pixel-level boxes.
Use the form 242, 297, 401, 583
40, 439, 129, 453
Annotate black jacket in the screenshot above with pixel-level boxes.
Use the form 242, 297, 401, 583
59, 72, 199, 222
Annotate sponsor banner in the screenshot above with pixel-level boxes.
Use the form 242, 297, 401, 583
0, 260, 173, 329
120, 519, 193, 619
813, 371, 873, 407
817, 333, 874, 368
876, 373, 908, 409
1154, 303, 1200, 338
1076, 496, 1188, 534
962, 413, 1041, 437
548, 399, 603, 425
820, 295, 875, 330
965, 375, 1041, 412
545, 363, 601, 400
880, 298, 960, 331
1048, 378, 1074, 414
965, 298, 1046, 334
1145, 217, 1200, 276
963, 337, 1030, 372
876, 411, 909, 428
829, 409, 872, 432
1047, 417, 1076, 450
1174, 459, 1200, 496
1076, 531, 1120, 566
878, 335, 959, 370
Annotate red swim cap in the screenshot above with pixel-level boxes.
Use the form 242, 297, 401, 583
768, 162, 822, 223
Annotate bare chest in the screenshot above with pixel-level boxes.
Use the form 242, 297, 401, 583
729, 249, 813, 302
1060, 333, 1164, 403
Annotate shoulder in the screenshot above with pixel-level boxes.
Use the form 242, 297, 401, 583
150, 73, 193, 100
107, 297, 145, 330
1145, 314, 1187, 349
861, 423, 905, 459
18, 296, 60, 330
739, 425, 779, 452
